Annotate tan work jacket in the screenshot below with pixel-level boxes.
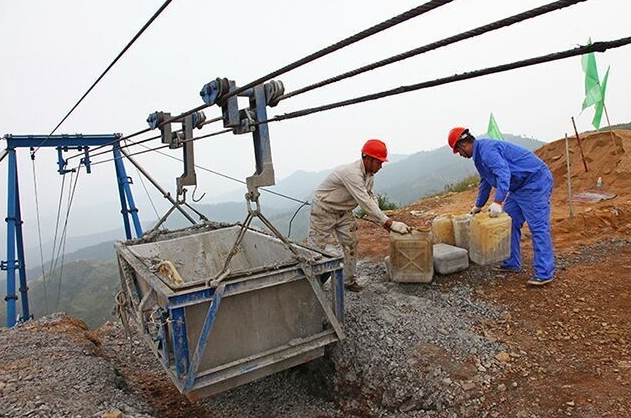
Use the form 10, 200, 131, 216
312, 159, 388, 225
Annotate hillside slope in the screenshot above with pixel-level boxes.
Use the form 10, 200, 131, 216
0, 260, 119, 329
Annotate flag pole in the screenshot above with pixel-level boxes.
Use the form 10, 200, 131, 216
564, 133, 574, 219
571, 116, 589, 173
602, 103, 619, 156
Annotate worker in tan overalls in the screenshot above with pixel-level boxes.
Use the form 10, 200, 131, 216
309, 139, 411, 292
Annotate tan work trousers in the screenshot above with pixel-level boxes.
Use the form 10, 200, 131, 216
308, 202, 358, 285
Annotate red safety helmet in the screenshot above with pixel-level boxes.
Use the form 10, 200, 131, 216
361, 139, 388, 162
447, 127, 469, 154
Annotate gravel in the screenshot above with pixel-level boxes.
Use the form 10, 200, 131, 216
198, 260, 508, 417
0, 313, 157, 418
1, 257, 516, 417
326, 261, 507, 417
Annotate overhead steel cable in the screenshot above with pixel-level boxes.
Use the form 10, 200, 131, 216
65, 115, 224, 163
66, 1, 592, 164
74, 37, 630, 173
65, 0, 454, 163
66, 133, 163, 163
30, 160, 50, 314
32, 0, 175, 156
140, 144, 311, 205
279, 0, 589, 101
264, 37, 631, 124
88, 128, 233, 166
46, 173, 68, 299
54, 167, 82, 312
88, 136, 310, 205
116, 0, 456, 142
214, 0, 456, 102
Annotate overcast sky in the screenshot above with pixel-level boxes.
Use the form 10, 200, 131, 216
1, 0, 630, 235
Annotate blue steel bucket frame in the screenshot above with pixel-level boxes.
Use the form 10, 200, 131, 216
2, 134, 143, 327
116, 235, 345, 400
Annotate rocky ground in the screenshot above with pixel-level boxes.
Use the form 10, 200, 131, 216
3, 237, 630, 417
0, 314, 156, 418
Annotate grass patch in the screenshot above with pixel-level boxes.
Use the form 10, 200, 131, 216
428, 174, 480, 198
355, 194, 398, 218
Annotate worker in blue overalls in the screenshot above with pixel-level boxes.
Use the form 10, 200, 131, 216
447, 127, 555, 286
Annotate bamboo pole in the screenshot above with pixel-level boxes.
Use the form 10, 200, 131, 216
565, 134, 574, 219
602, 103, 619, 156
571, 116, 589, 172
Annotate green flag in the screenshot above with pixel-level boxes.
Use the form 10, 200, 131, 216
592, 66, 609, 130
487, 113, 503, 140
581, 50, 602, 110
580, 38, 610, 130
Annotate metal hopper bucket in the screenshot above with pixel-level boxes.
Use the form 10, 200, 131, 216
115, 223, 345, 400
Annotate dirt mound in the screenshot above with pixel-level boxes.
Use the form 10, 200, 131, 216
538, 129, 631, 195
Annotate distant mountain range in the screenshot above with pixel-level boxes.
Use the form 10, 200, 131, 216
374, 134, 544, 204
0, 259, 119, 329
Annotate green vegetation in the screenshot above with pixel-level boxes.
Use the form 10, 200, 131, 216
443, 174, 480, 193
427, 174, 480, 198
355, 194, 398, 218
0, 259, 120, 329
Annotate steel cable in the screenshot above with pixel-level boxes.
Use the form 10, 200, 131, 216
70, 1, 592, 163
116, 0, 456, 141
264, 37, 631, 124
67, 133, 162, 163
33, 0, 175, 156
119, 142, 310, 206
46, 173, 67, 296
54, 166, 82, 312
30, 160, 50, 315
279, 0, 588, 101
88, 128, 233, 166
65, 116, 224, 163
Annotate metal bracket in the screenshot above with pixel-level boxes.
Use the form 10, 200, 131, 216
147, 110, 206, 198
0, 260, 20, 271
57, 146, 91, 174
147, 111, 175, 148
244, 83, 276, 201
199, 77, 284, 201
176, 114, 199, 196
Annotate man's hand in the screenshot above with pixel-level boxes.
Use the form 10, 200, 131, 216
390, 221, 411, 234
489, 202, 503, 218
470, 205, 482, 215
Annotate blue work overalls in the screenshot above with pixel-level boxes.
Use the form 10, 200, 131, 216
473, 139, 555, 280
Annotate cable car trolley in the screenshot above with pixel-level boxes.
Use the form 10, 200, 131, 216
115, 77, 345, 399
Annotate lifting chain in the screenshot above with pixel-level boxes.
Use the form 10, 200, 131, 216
207, 195, 313, 288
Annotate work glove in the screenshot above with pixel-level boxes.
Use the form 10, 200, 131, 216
489, 202, 503, 218
390, 221, 411, 234
470, 205, 482, 215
